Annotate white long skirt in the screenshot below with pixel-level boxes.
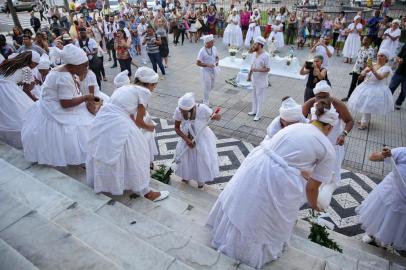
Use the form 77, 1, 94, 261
21, 102, 93, 166
268, 31, 285, 49
86, 130, 151, 196
0, 80, 34, 149
356, 173, 406, 250
175, 127, 219, 183
348, 82, 394, 115
244, 25, 261, 48
342, 33, 361, 59
223, 24, 244, 48
144, 130, 158, 162
207, 146, 306, 268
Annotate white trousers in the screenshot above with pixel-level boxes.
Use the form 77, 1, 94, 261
361, 113, 371, 125
202, 70, 216, 105
251, 85, 266, 118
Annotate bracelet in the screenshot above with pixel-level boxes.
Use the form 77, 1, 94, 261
342, 130, 348, 136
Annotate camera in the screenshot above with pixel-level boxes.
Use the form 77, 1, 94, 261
305, 60, 314, 69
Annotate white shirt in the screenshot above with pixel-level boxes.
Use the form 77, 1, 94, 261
197, 46, 218, 73
315, 44, 334, 68
75, 38, 98, 60
104, 22, 117, 41
251, 51, 271, 88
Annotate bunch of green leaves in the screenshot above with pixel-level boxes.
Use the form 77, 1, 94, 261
307, 210, 343, 253
151, 165, 172, 184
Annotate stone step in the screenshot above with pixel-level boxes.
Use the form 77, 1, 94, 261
0, 236, 39, 270
53, 204, 194, 270
96, 200, 254, 270
0, 159, 74, 219
294, 219, 406, 269
0, 191, 121, 270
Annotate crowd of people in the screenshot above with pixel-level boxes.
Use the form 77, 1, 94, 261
0, 0, 405, 269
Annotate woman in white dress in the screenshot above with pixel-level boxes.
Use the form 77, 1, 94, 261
173, 92, 221, 189
268, 16, 285, 50
0, 51, 40, 149
342, 15, 363, 64
379, 20, 401, 60
244, 9, 262, 48
357, 147, 406, 250
21, 44, 95, 166
262, 96, 308, 142
348, 49, 394, 130
79, 69, 110, 103
32, 54, 51, 100
223, 9, 243, 48
86, 67, 169, 202
207, 99, 337, 268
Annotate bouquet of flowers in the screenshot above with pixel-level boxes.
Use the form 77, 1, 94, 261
228, 46, 239, 57
241, 51, 249, 59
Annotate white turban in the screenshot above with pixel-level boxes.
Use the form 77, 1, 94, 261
279, 97, 303, 122
378, 48, 391, 59
254, 36, 266, 46
134, 66, 159, 84
37, 53, 51, 69
114, 70, 130, 88
201, 34, 214, 44
354, 15, 360, 21
178, 92, 195, 110
313, 80, 331, 95
311, 106, 338, 126
392, 19, 401, 25
30, 50, 40, 64
62, 44, 88, 65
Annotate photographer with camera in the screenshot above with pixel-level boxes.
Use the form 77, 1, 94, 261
300, 55, 330, 102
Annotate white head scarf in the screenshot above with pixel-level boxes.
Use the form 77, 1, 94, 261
378, 48, 391, 59
134, 66, 159, 84
392, 19, 401, 25
30, 50, 40, 63
254, 36, 266, 46
313, 80, 331, 95
279, 97, 303, 122
201, 34, 214, 44
114, 70, 130, 88
62, 44, 88, 65
311, 106, 338, 126
354, 15, 361, 21
37, 53, 51, 69
178, 92, 195, 110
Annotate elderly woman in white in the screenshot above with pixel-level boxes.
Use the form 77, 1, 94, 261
0, 51, 40, 149
223, 8, 243, 48
174, 92, 221, 189
267, 15, 285, 50
22, 44, 95, 166
244, 9, 262, 48
379, 19, 401, 60
207, 99, 337, 269
262, 96, 308, 142
86, 67, 169, 202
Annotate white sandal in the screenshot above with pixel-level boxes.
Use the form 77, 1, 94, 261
153, 191, 169, 202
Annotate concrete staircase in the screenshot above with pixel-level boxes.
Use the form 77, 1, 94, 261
0, 140, 405, 270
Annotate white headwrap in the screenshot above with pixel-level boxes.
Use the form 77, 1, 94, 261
378, 48, 391, 59
114, 70, 130, 88
310, 106, 338, 126
392, 19, 401, 25
279, 97, 303, 122
134, 66, 159, 84
354, 15, 360, 21
254, 36, 266, 46
178, 92, 195, 110
30, 50, 40, 64
201, 34, 214, 44
62, 44, 88, 65
37, 53, 51, 69
313, 80, 331, 95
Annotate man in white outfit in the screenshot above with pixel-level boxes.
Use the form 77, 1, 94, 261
248, 36, 271, 121
196, 34, 219, 106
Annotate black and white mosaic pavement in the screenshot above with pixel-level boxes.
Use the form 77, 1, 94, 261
152, 117, 381, 237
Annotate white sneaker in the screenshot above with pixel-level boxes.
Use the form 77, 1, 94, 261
248, 111, 255, 116
362, 234, 373, 244
253, 116, 261, 121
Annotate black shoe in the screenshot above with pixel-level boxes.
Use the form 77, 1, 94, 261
341, 97, 349, 102
111, 64, 117, 68
395, 104, 401, 110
